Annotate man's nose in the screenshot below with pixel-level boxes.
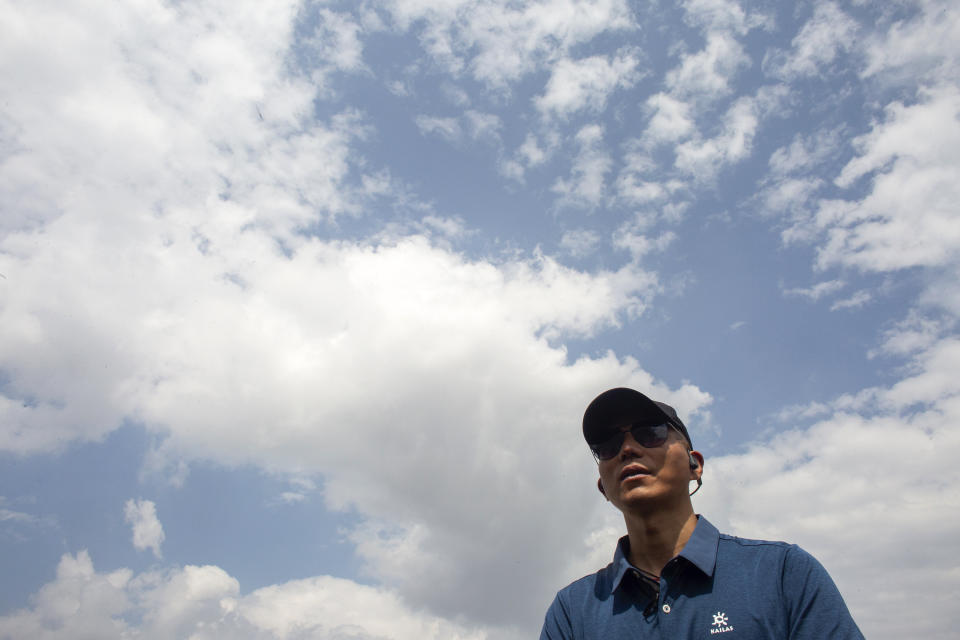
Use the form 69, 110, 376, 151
617, 430, 644, 458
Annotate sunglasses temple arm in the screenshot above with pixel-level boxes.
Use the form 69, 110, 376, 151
689, 477, 702, 497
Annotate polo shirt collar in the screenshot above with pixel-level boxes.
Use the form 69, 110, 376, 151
610, 515, 719, 593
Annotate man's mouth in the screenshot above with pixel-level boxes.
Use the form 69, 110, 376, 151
619, 465, 651, 482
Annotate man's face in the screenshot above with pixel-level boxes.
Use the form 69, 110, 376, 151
596, 426, 696, 513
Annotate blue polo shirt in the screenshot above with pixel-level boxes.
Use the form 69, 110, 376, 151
540, 516, 863, 639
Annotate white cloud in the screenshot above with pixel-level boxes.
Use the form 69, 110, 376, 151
811, 86, 960, 272
759, 177, 823, 232
0, 498, 55, 543
758, 129, 846, 234
387, 79, 412, 96
381, 0, 635, 89
871, 312, 948, 359
0, 551, 488, 640
415, 114, 462, 141
862, 0, 960, 84
535, 51, 642, 119
124, 499, 165, 559
415, 111, 500, 145
421, 214, 470, 239
305, 8, 368, 77
0, 0, 373, 240
670, 83, 788, 183
275, 477, 318, 506
552, 124, 612, 208
498, 158, 527, 182
441, 83, 471, 106
236, 573, 487, 639
501, 133, 556, 182
767, 3, 960, 282
0, 551, 134, 639
0, 508, 35, 525
613, 229, 677, 262
768, 127, 845, 177
559, 229, 601, 258
643, 93, 695, 144
463, 110, 502, 142
666, 32, 750, 101
615, 176, 668, 205
614, 146, 682, 206
681, 0, 771, 35
782, 279, 846, 301
763, 1, 858, 80
674, 95, 759, 180
829, 289, 872, 311
518, 133, 550, 167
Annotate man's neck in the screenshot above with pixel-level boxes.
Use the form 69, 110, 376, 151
623, 508, 698, 576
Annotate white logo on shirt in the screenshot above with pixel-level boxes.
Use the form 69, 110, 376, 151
710, 611, 734, 634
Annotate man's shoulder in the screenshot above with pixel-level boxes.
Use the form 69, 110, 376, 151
553, 562, 616, 603
715, 532, 812, 565
714, 531, 835, 586
719, 532, 792, 548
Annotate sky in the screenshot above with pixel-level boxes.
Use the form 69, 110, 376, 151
0, 0, 958, 638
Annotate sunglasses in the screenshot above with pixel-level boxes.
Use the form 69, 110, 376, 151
589, 422, 676, 461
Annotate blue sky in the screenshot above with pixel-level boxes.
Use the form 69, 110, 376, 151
1, 0, 958, 638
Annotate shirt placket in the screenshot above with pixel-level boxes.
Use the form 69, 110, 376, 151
655, 558, 685, 635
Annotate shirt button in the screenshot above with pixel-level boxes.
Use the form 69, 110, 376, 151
662, 604, 671, 614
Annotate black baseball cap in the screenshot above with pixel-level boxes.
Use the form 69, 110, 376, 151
582, 387, 692, 448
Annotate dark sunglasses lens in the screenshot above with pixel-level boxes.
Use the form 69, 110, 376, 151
591, 432, 625, 460
591, 424, 671, 459
632, 424, 669, 447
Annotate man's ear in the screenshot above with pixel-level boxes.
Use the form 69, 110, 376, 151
689, 451, 704, 478
597, 477, 607, 499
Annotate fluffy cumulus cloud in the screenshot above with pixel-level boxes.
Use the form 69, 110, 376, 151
0, 0, 379, 454
0, 551, 485, 639
534, 51, 642, 119
124, 499, 165, 559
643, 93, 696, 144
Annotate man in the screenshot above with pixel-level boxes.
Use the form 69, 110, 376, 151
539, 387, 863, 639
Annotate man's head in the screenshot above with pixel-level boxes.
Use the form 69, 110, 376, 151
583, 388, 703, 511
